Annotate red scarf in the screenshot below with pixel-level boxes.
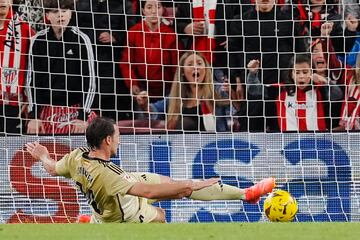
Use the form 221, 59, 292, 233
297, 0, 323, 35
192, 0, 217, 64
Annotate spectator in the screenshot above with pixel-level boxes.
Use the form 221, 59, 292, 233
14, 0, 44, 32
228, 0, 307, 131
338, 10, 359, 67
175, 0, 240, 68
247, 54, 329, 131
26, 0, 96, 134
288, 0, 357, 54
135, 51, 232, 132
119, 0, 182, 104
335, 54, 360, 131
75, 0, 135, 121
0, 0, 33, 134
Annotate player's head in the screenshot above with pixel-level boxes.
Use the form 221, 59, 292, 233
43, 0, 74, 28
86, 117, 119, 157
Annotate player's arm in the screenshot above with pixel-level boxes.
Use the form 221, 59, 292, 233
127, 178, 219, 200
25, 142, 58, 176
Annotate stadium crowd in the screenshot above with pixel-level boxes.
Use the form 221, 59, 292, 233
0, 0, 359, 134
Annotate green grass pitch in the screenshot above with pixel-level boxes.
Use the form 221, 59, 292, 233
1, 223, 360, 240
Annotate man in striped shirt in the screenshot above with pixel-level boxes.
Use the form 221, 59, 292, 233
26, 117, 276, 223
0, 0, 33, 134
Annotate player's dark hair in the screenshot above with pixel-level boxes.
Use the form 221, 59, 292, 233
86, 117, 116, 150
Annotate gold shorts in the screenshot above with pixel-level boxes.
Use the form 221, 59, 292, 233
90, 198, 160, 223
126, 197, 160, 223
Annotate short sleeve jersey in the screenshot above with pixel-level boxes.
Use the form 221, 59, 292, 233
55, 148, 139, 222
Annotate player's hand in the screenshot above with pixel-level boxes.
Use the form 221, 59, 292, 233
192, 178, 220, 191
27, 119, 45, 134
25, 142, 50, 161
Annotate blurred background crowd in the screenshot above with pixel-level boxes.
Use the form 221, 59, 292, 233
0, 0, 359, 134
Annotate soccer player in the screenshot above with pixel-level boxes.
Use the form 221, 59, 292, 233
26, 117, 275, 223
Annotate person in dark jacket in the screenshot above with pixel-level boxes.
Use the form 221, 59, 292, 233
74, 0, 136, 121
228, 0, 307, 131
175, 0, 241, 68
26, 0, 96, 135
119, 0, 182, 104
284, 0, 358, 56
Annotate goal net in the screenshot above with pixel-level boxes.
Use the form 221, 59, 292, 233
0, 0, 359, 223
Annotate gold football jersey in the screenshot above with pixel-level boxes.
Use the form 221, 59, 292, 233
55, 148, 140, 222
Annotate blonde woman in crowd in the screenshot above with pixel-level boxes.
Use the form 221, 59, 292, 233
136, 51, 232, 132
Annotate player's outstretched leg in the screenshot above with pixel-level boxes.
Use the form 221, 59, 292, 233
188, 177, 275, 204
244, 177, 276, 203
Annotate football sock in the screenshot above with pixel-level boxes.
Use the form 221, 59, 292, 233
189, 182, 245, 201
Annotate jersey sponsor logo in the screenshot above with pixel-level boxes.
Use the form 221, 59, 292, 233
287, 101, 314, 109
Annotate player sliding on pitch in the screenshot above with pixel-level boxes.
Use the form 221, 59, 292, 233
26, 117, 275, 223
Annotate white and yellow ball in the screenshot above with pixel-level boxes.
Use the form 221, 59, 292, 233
263, 189, 298, 222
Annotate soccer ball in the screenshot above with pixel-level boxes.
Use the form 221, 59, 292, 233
263, 189, 298, 222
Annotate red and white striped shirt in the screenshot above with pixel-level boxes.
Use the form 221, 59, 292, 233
276, 88, 327, 131
339, 70, 360, 130
0, 10, 33, 106
192, 0, 217, 64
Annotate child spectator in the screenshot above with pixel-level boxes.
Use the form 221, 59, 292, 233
26, 0, 96, 134
135, 51, 232, 132
0, 0, 33, 134
119, 0, 182, 103
228, 0, 307, 131
247, 54, 330, 131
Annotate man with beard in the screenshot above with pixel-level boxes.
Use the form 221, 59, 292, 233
25, 117, 276, 223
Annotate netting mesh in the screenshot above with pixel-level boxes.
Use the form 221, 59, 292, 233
1, 133, 359, 223
0, 0, 359, 223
